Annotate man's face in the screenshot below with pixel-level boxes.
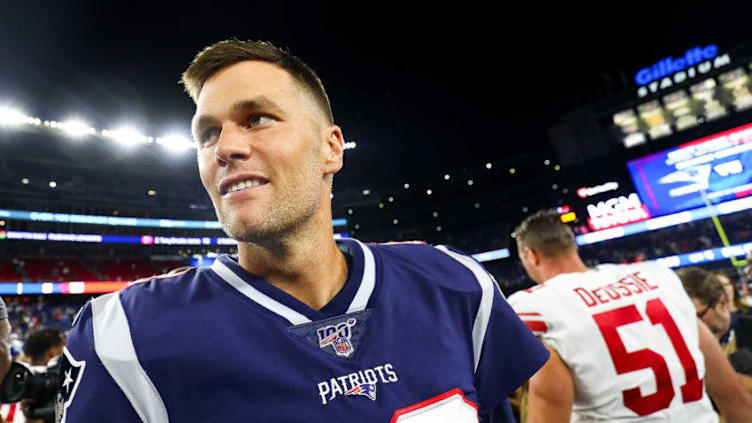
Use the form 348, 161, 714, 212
193, 61, 330, 242
717, 274, 736, 304
692, 295, 731, 338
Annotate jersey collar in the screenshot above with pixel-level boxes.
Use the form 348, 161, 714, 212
209, 238, 376, 325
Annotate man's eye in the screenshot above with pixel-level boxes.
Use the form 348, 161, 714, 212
248, 115, 273, 127
199, 129, 220, 146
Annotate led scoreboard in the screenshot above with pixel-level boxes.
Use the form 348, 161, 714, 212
627, 122, 752, 217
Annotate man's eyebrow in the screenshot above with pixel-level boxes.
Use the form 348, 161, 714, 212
229, 97, 285, 116
191, 96, 285, 138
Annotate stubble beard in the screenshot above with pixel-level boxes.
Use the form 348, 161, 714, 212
218, 161, 323, 246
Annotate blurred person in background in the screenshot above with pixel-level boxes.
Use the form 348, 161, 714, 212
8, 328, 66, 423
713, 272, 752, 355
0, 297, 15, 423
715, 272, 750, 314
679, 268, 733, 341
22, 328, 64, 368
509, 210, 752, 423
679, 268, 752, 395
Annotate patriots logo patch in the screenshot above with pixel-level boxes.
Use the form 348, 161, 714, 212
345, 382, 377, 401
55, 347, 86, 423
289, 309, 372, 360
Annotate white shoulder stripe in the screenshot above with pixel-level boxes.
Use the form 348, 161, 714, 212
347, 239, 376, 313
210, 259, 311, 325
436, 246, 495, 373
91, 292, 169, 423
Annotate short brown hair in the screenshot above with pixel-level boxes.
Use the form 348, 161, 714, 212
514, 210, 576, 256
25, 327, 63, 364
677, 267, 725, 306
181, 40, 334, 124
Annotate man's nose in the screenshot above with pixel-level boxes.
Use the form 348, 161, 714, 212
215, 124, 252, 166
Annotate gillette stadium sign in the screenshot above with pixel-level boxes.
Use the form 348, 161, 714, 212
635, 44, 731, 98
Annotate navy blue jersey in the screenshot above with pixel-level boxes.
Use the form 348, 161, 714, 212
56, 239, 548, 422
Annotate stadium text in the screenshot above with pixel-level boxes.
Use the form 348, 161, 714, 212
586, 193, 651, 231
637, 52, 730, 98
635, 45, 718, 85
576, 182, 619, 198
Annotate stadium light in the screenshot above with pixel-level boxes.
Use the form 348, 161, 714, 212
62, 120, 96, 137
47, 119, 96, 138
102, 127, 152, 146
344, 141, 357, 150
156, 134, 195, 152
0, 106, 39, 127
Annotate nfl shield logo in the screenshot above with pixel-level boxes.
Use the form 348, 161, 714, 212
333, 336, 353, 355
317, 318, 357, 357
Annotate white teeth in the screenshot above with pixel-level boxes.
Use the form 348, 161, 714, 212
227, 179, 264, 193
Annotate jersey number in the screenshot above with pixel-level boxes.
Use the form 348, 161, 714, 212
592, 298, 703, 416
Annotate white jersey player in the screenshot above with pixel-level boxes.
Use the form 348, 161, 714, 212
508, 210, 752, 423
0, 403, 24, 423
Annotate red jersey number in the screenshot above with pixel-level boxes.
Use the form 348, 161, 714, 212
592, 298, 703, 416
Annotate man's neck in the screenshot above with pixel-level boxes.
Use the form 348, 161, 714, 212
236, 214, 348, 311
541, 253, 590, 284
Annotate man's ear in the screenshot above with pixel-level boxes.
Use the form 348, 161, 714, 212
527, 247, 541, 266
320, 125, 344, 175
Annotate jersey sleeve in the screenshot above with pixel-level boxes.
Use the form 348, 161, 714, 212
56, 300, 142, 422
508, 289, 565, 354
474, 283, 550, 417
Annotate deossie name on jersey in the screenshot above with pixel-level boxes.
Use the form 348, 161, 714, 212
317, 363, 399, 405
574, 271, 659, 308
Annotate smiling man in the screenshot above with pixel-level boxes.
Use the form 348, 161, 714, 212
55, 40, 548, 422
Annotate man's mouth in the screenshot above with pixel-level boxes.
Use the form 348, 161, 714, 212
227, 179, 268, 193
219, 175, 270, 196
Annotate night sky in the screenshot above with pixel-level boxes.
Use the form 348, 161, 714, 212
2, 1, 751, 183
